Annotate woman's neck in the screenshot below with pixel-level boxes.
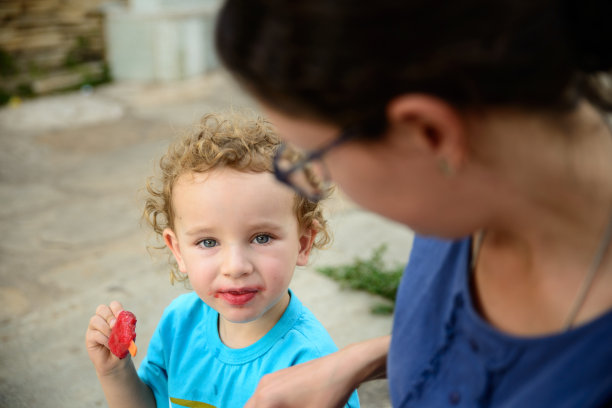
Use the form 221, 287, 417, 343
218, 291, 290, 349
474, 102, 612, 240
470, 102, 612, 335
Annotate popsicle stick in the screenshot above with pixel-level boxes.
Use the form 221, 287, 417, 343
128, 340, 138, 357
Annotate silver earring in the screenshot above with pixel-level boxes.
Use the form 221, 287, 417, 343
437, 158, 454, 177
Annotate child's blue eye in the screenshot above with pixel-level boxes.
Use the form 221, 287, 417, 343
253, 234, 271, 244
198, 239, 217, 248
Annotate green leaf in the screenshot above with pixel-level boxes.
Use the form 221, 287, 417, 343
317, 244, 403, 314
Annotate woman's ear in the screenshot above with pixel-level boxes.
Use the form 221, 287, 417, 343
163, 228, 187, 274
296, 223, 319, 266
386, 94, 468, 172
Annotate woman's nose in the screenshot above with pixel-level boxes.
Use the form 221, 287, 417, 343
220, 245, 253, 278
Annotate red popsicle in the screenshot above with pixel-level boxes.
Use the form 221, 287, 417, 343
108, 311, 138, 359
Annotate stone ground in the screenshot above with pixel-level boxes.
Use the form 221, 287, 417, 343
0, 71, 414, 408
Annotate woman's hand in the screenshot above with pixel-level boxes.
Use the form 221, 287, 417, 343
246, 353, 354, 408
85, 301, 128, 376
245, 335, 390, 408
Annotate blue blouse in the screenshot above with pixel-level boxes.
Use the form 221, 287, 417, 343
388, 236, 612, 407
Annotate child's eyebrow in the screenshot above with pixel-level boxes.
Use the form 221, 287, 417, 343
246, 221, 285, 231
182, 221, 285, 236
183, 226, 214, 236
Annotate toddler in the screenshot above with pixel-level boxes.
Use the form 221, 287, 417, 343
85, 112, 360, 408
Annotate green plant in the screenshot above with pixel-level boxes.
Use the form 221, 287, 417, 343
317, 244, 404, 314
16, 82, 33, 97
64, 36, 90, 67
27, 61, 46, 78
0, 87, 11, 105
0, 48, 17, 77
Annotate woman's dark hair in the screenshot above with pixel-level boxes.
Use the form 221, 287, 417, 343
215, 0, 612, 134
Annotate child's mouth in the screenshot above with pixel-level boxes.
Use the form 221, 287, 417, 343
217, 289, 258, 305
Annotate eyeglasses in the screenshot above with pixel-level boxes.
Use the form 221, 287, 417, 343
273, 129, 357, 202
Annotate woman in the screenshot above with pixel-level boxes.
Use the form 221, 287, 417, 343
215, 0, 612, 406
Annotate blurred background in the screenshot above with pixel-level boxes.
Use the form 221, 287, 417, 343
1, 0, 221, 105
0, 1, 414, 406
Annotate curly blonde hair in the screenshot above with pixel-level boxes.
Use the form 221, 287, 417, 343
143, 111, 331, 284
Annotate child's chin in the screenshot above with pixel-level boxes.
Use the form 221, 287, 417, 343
217, 309, 262, 323
221, 311, 261, 324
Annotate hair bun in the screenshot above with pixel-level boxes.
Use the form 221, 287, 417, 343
562, 0, 612, 73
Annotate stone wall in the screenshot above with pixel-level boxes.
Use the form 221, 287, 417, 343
0, 0, 126, 102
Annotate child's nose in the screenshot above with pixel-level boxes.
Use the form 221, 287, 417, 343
220, 245, 253, 278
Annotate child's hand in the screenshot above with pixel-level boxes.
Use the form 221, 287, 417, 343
85, 301, 130, 376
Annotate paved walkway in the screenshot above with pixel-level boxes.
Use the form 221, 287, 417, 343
0, 71, 414, 407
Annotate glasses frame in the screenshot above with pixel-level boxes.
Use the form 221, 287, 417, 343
273, 129, 357, 201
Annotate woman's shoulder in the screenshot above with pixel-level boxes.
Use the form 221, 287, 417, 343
402, 235, 471, 288
409, 235, 468, 261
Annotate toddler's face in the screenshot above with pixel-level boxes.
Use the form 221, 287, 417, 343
164, 168, 312, 324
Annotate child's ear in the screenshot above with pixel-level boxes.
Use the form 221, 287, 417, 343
296, 222, 319, 266
163, 228, 187, 274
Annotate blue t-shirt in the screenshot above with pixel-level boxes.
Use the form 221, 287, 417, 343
138, 290, 360, 408
388, 236, 612, 407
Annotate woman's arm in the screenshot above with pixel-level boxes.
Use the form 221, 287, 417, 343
245, 335, 390, 408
